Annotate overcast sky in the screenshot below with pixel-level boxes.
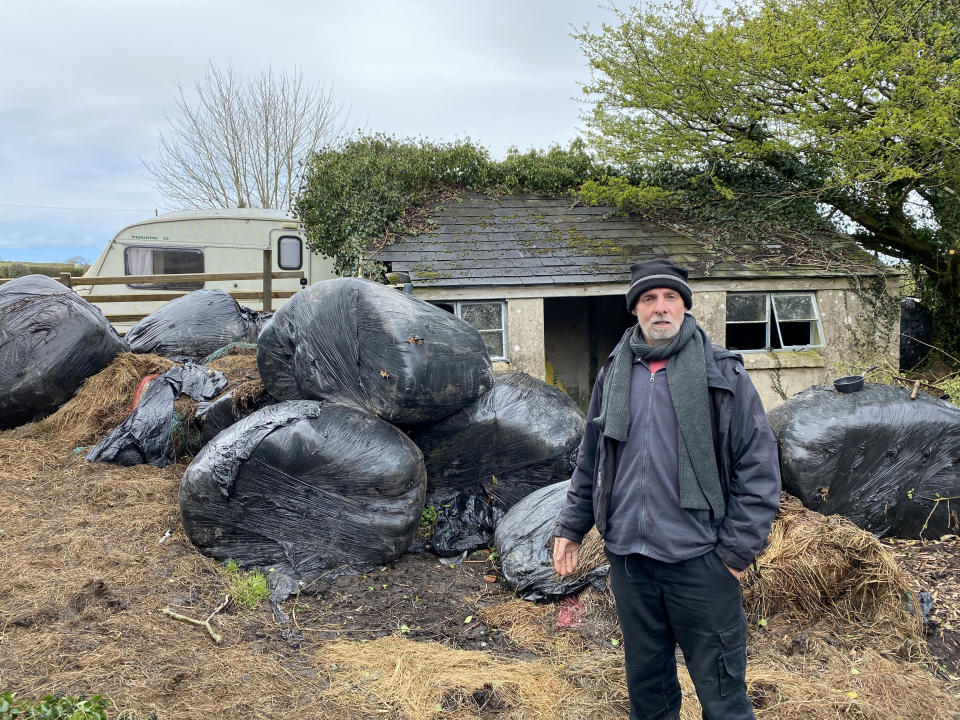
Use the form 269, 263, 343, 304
0, 0, 626, 264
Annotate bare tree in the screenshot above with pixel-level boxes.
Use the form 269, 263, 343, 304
144, 65, 345, 210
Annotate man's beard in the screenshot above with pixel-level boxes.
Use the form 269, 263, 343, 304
641, 315, 680, 343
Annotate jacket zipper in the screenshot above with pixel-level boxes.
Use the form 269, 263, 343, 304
638, 367, 656, 555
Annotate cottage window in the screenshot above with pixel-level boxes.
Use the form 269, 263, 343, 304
124, 246, 204, 290
431, 300, 508, 361
725, 292, 823, 351
277, 235, 302, 270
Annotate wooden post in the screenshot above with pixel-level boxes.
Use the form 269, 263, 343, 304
59, 272, 73, 289
262, 249, 272, 313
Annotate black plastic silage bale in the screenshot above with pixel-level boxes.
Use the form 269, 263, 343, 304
179, 400, 427, 587
409, 372, 586, 555
125, 289, 264, 362
0, 274, 128, 429
494, 481, 608, 602
768, 383, 960, 538
257, 278, 494, 424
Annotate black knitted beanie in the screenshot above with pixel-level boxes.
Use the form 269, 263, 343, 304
625, 259, 693, 311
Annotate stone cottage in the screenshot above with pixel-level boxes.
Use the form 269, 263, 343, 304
374, 192, 900, 410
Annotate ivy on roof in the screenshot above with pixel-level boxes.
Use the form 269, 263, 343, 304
295, 134, 875, 276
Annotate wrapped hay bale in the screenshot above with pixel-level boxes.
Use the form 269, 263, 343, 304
196, 385, 275, 446
409, 372, 585, 555
257, 278, 494, 424
179, 400, 427, 590
768, 384, 960, 538
494, 481, 608, 602
125, 289, 264, 362
0, 274, 128, 429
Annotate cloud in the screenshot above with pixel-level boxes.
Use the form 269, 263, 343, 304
0, 0, 616, 261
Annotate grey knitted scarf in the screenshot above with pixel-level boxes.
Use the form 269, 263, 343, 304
594, 314, 725, 517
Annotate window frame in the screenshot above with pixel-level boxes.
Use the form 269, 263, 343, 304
123, 245, 204, 290
277, 235, 303, 270
431, 299, 508, 361
725, 291, 824, 352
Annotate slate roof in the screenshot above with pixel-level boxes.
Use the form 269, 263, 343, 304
372, 192, 889, 289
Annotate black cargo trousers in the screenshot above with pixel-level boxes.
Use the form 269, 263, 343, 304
606, 549, 755, 720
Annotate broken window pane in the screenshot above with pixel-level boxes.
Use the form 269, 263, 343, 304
772, 294, 816, 321
725, 292, 823, 351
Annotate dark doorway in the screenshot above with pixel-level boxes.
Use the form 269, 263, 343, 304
544, 295, 635, 411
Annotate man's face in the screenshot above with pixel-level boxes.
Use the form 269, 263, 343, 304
632, 287, 686, 345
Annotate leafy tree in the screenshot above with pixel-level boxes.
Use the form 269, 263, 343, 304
144, 65, 345, 211
576, 0, 960, 311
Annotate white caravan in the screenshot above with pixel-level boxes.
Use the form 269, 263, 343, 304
78, 208, 336, 331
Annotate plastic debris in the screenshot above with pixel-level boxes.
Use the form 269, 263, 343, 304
410, 373, 585, 555
86, 363, 227, 467
0, 274, 128, 429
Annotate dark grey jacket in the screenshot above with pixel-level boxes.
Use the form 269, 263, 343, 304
556, 334, 781, 571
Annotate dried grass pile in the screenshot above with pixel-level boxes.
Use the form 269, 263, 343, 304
0, 434, 359, 720
744, 638, 960, 720
743, 496, 925, 658
315, 635, 586, 720
17, 352, 174, 449
477, 599, 585, 658
12, 347, 266, 460
570, 526, 606, 579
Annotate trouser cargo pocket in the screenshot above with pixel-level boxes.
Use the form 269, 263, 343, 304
718, 616, 747, 696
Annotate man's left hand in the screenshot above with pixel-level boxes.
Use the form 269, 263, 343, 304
724, 563, 741, 580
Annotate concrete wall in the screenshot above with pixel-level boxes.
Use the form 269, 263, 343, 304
492, 297, 546, 379
419, 275, 900, 412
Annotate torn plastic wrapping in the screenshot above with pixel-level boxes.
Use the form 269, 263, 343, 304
125, 290, 264, 362
196, 390, 277, 447
494, 481, 608, 603
179, 400, 427, 593
768, 384, 960, 538
257, 278, 494, 424
409, 372, 585, 555
86, 363, 227, 467
0, 274, 128, 430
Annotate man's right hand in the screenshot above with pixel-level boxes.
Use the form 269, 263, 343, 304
553, 537, 581, 576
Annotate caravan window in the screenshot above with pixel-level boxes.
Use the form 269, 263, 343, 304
278, 236, 302, 270
124, 246, 204, 290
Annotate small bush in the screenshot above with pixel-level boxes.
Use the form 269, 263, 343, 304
0, 691, 110, 720
7, 262, 28, 278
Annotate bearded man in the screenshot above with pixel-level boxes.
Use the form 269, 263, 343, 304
553, 259, 780, 720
